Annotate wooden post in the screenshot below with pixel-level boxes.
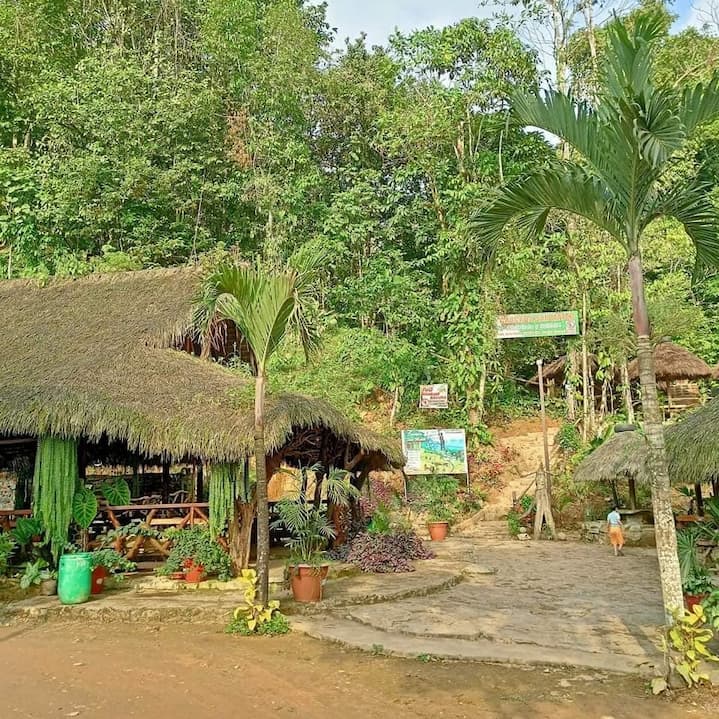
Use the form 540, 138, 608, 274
533, 465, 556, 540
161, 460, 171, 503
537, 359, 552, 495
695, 482, 704, 516
628, 478, 637, 510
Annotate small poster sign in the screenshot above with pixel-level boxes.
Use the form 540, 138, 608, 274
419, 384, 448, 409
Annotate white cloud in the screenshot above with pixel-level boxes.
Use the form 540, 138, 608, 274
324, 0, 496, 48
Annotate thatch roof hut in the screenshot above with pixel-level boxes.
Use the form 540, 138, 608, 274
665, 399, 719, 486
573, 429, 650, 486
0, 268, 402, 469
528, 354, 599, 386
627, 340, 712, 382
573, 428, 650, 508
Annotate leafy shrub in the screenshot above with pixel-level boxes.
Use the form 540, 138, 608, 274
226, 612, 291, 636
507, 511, 522, 537
556, 423, 582, 453
0, 533, 17, 575
90, 548, 136, 573
226, 569, 290, 636
346, 530, 434, 573
520, 494, 534, 513
659, 605, 717, 688
409, 475, 460, 523
367, 504, 392, 535
159, 526, 232, 580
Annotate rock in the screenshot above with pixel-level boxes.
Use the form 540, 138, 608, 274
518, 531, 530, 542
462, 564, 497, 577
556, 532, 567, 541
558, 678, 571, 688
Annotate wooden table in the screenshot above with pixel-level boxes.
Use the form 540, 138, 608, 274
103, 503, 209, 559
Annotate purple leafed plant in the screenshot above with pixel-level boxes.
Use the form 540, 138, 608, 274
345, 531, 434, 573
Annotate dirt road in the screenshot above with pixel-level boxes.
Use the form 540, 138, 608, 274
0, 622, 714, 718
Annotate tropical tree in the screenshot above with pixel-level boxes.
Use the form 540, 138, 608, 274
471, 11, 719, 618
194, 254, 323, 604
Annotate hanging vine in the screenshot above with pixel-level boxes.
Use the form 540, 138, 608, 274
209, 463, 239, 539
32, 436, 79, 561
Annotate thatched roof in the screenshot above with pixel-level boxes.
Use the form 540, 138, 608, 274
528, 354, 598, 385
628, 340, 712, 382
573, 429, 651, 485
0, 268, 403, 466
665, 399, 719, 484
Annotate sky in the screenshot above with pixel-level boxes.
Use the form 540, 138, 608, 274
324, 0, 705, 49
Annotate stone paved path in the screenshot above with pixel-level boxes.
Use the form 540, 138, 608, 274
295, 538, 665, 675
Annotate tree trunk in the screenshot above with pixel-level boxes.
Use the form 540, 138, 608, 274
628, 254, 682, 621
621, 360, 635, 424
254, 371, 270, 606
581, 293, 591, 441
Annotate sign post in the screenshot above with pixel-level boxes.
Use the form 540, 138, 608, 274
536, 359, 552, 493
496, 310, 579, 535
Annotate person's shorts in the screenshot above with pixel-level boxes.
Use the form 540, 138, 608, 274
609, 526, 624, 546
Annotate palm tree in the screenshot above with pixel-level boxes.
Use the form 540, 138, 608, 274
471, 11, 719, 618
195, 254, 323, 605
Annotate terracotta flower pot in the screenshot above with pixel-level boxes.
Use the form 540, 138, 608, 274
684, 593, 708, 611
290, 565, 326, 603
91, 565, 109, 595
184, 564, 205, 583
40, 578, 57, 596
428, 522, 449, 541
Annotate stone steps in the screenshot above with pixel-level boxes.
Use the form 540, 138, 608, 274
455, 520, 511, 541
290, 615, 657, 677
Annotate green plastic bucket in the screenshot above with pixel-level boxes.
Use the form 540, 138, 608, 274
58, 552, 92, 605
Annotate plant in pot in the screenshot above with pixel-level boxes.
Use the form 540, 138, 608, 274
89, 547, 137, 594
19, 559, 57, 595
273, 467, 357, 603
158, 526, 232, 583
683, 569, 715, 611
414, 475, 459, 541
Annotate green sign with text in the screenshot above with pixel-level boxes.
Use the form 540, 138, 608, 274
496, 311, 579, 339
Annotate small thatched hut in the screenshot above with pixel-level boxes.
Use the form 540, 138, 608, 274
0, 268, 402, 479
665, 399, 719, 492
573, 428, 650, 508
628, 339, 712, 416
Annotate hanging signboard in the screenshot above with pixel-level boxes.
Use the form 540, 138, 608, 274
419, 384, 449, 409
401, 429, 468, 476
496, 311, 579, 339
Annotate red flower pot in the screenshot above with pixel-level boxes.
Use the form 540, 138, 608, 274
91, 565, 109, 595
684, 593, 708, 611
290, 565, 326, 603
428, 522, 449, 541
184, 563, 205, 583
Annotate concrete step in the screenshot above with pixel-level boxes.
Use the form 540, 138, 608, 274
291, 615, 656, 677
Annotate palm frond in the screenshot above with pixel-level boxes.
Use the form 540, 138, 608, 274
469, 167, 624, 251
679, 75, 719, 135
644, 182, 719, 269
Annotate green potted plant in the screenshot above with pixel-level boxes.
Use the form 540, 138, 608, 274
158, 526, 232, 583
415, 475, 460, 541
683, 569, 715, 611
89, 548, 136, 594
273, 502, 335, 602
19, 559, 57, 595
272, 467, 357, 603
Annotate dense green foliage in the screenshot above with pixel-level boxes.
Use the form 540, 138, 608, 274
31, 437, 78, 561
2, 1, 719, 429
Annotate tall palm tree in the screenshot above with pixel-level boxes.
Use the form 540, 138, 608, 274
195, 254, 323, 605
471, 11, 719, 617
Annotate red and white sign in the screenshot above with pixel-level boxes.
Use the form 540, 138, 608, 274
419, 384, 448, 410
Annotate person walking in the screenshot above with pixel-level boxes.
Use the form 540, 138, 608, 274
607, 506, 625, 557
